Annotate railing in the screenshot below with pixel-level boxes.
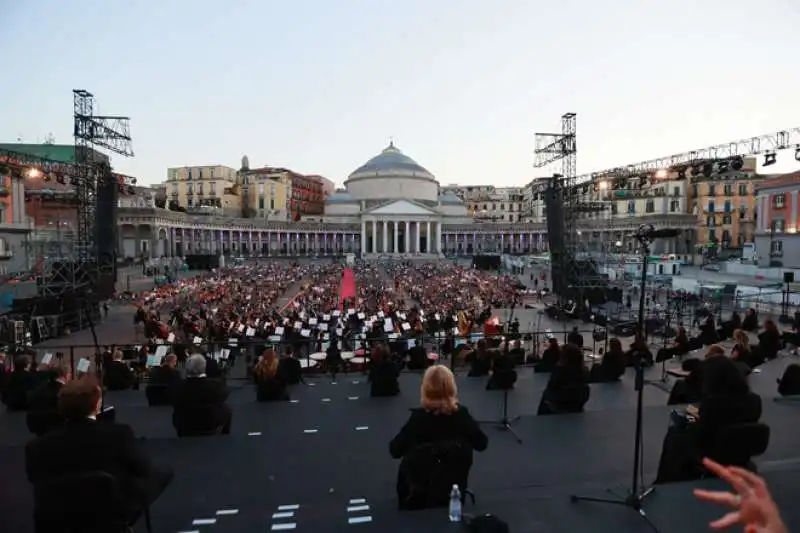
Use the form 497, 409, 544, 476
23, 328, 613, 379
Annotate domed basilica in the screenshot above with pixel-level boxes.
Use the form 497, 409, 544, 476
324, 142, 472, 255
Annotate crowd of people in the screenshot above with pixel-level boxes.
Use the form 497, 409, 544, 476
0, 257, 796, 532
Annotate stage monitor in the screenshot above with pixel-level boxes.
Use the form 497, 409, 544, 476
472, 254, 501, 271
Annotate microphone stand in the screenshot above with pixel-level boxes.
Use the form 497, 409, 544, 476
570, 226, 658, 533
82, 295, 106, 412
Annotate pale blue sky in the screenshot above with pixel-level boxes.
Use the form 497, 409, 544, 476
2, 0, 799, 186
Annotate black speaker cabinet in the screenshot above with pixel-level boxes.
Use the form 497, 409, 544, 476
784, 272, 795, 284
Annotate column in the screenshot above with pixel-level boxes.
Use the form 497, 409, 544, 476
426, 221, 431, 253
360, 220, 366, 253
371, 219, 377, 254
437, 223, 442, 253
382, 220, 389, 253
393, 222, 399, 254
758, 196, 767, 231
404, 221, 410, 254
415, 221, 421, 253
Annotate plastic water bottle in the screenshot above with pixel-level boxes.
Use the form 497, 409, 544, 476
448, 484, 462, 522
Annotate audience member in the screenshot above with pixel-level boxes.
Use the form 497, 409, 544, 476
537, 343, 590, 415
389, 366, 487, 509
145, 354, 182, 406
25, 376, 173, 528
2, 354, 38, 411
534, 337, 560, 373
277, 347, 303, 385
26, 363, 71, 436
172, 354, 232, 437
590, 337, 626, 383
467, 339, 491, 377
369, 344, 400, 397
253, 350, 289, 402
757, 319, 781, 361
103, 350, 138, 391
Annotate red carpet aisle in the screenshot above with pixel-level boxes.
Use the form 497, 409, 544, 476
339, 268, 356, 310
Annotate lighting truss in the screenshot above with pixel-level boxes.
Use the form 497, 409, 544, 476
70, 89, 133, 297
579, 127, 800, 186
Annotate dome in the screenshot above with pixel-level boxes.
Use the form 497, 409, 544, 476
327, 191, 357, 204
438, 191, 463, 205
348, 142, 434, 180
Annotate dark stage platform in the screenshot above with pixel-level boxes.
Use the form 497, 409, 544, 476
2, 359, 800, 533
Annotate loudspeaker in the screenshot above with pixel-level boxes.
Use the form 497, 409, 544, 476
544, 184, 566, 296
784, 272, 795, 284
95, 166, 119, 298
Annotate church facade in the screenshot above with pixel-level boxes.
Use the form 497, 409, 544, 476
117, 143, 695, 259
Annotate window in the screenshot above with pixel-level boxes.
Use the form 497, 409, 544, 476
198, 169, 203, 179
645, 200, 655, 213
722, 215, 732, 225
737, 234, 745, 246
707, 201, 715, 213
210, 182, 216, 195
258, 183, 265, 196
724, 201, 731, 213
708, 185, 716, 196
706, 216, 715, 227
722, 230, 731, 244
771, 219, 786, 232
738, 183, 747, 196
738, 206, 747, 219
500, 203, 505, 210
770, 240, 783, 255
724, 184, 733, 196
259, 197, 264, 209
708, 229, 716, 242
692, 184, 698, 197
673, 186, 680, 197
611, 204, 618, 215
670, 200, 680, 212
774, 193, 786, 208
270, 198, 275, 210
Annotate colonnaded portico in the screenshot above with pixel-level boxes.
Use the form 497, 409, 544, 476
360, 218, 442, 255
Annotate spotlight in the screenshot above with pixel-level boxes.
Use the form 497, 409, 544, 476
27, 168, 42, 179
702, 163, 713, 177
717, 161, 729, 174
795, 148, 800, 162
763, 153, 777, 166
655, 169, 668, 179
676, 167, 687, 179
730, 156, 744, 170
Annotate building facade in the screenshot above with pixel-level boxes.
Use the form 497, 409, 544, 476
290, 173, 324, 219
238, 161, 292, 221
119, 142, 697, 259
441, 185, 526, 223
754, 173, 800, 268
165, 165, 240, 215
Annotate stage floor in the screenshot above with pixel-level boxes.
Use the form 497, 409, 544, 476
2, 360, 799, 533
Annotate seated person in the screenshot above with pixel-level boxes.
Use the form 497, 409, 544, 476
253, 350, 289, 402
590, 337, 626, 383
103, 350, 138, 391
172, 354, 232, 436
537, 344, 590, 415
369, 344, 400, 397
25, 376, 173, 528
407, 345, 432, 371
486, 346, 517, 390
667, 345, 724, 405
756, 319, 781, 361
656, 355, 762, 484
26, 362, 71, 436
203, 352, 223, 379
625, 335, 654, 367
741, 308, 759, 331
656, 326, 691, 362
2, 354, 39, 411
389, 366, 488, 509
467, 340, 491, 377
325, 336, 345, 379
698, 313, 719, 346
534, 337, 560, 373
277, 347, 303, 385
777, 363, 800, 397
731, 329, 760, 372
146, 354, 182, 404
567, 327, 584, 349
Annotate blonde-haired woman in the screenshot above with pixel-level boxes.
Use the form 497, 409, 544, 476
390, 366, 488, 467
253, 350, 289, 402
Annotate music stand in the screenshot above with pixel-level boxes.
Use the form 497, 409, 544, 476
569, 224, 674, 533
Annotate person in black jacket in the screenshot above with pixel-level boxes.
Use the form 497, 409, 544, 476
466, 339, 492, 377
2, 354, 39, 411
567, 327, 584, 349
590, 337, 626, 383
145, 354, 182, 405
277, 347, 303, 385
25, 375, 173, 527
172, 355, 232, 436
369, 344, 400, 397
26, 363, 71, 436
253, 350, 289, 402
537, 343, 590, 414
390, 365, 487, 507
757, 319, 781, 361
534, 337, 560, 373
103, 350, 138, 391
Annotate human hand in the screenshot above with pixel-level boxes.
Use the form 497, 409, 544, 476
693, 458, 787, 533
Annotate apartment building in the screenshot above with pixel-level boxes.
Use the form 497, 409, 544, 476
238, 166, 292, 221
754, 172, 800, 268
441, 185, 526, 223
165, 165, 240, 216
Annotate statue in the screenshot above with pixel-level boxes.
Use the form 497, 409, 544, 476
241, 155, 250, 170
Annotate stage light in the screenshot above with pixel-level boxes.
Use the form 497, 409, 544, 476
702, 163, 713, 177
794, 148, 800, 162
655, 169, 668, 179
763, 152, 777, 166
730, 156, 744, 170
676, 167, 687, 179
27, 168, 42, 179
597, 180, 609, 191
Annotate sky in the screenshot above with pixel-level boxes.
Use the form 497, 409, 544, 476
2, 0, 800, 187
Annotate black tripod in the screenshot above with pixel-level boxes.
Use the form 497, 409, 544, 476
570, 225, 662, 533
479, 387, 522, 443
